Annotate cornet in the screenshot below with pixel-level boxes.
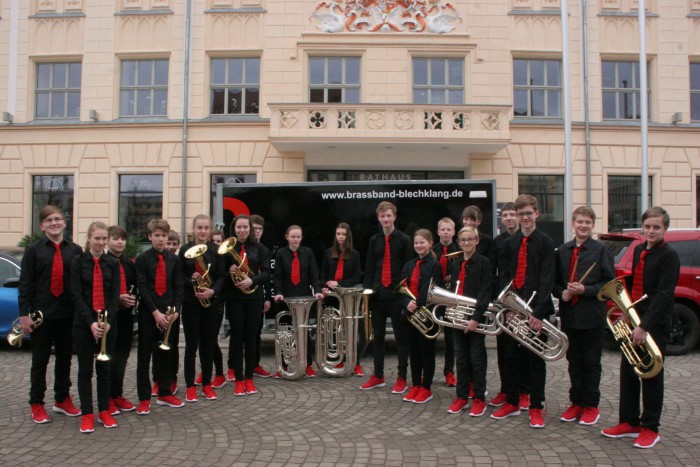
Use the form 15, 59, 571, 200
158, 306, 176, 351
95, 310, 110, 362
7, 310, 43, 347
184, 244, 212, 308
394, 279, 442, 340
426, 280, 502, 336
218, 237, 258, 294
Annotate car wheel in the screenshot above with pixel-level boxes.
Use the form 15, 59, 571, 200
665, 303, 700, 356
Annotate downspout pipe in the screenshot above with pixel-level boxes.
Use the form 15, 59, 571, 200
582, 0, 592, 206
562, 0, 572, 242
181, 0, 193, 241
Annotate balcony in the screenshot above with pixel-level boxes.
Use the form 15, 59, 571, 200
267, 103, 511, 158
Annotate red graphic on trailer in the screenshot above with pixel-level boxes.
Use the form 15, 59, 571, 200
223, 197, 250, 218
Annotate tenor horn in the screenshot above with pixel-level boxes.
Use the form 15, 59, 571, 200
7, 310, 43, 347
426, 280, 502, 336
274, 296, 319, 380
184, 244, 212, 308
394, 279, 442, 340
316, 286, 364, 377
218, 237, 258, 294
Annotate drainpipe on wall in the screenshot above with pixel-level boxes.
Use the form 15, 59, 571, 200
639, 0, 649, 212
562, 0, 573, 242
180, 0, 193, 241
581, 0, 592, 206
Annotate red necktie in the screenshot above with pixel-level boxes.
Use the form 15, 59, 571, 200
408, 259, 422, 298
334, 257, 344, 281
50, 242, 64, 297
440, 246, 448, 277
568, 245, 583, 306
240, 244, 248, 265
631, 249, 649, 301
195, 257, 205, 276
291, 251, 301, 286
92, 258, 105, 312
457, 259, 468, 296
381, 235, 392, 287
514, 236, 528, 289
119, 261, 127, 296
155, 253, 167, 296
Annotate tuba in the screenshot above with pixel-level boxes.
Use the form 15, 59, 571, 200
218, 237, 258, 295
394, 279, 442, 339
184, 244, 212, 308
316, 286, 364, 377
495, 281, 569, 361
274, 296, 320, 380
426, 280, 502, 336
158, 306, 176, 351
7, 310, 43, 347
597, 277, 663, 379
95, 310, 110, 362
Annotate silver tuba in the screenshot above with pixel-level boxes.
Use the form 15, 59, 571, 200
274, 296, 320, 380
495, 280, 569, 361
426, 280, 502, 336
316, 286, 364, 377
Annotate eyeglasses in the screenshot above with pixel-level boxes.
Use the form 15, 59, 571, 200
459, 237, 477, 244
42, 216, 64, 224
517, 211, 536, 219
253, 226, 263, 232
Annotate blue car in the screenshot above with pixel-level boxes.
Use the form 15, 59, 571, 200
0, 251, 22, 341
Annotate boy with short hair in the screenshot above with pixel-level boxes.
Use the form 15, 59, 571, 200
433, 217, 459, 387
461, 205, 493, 259
249, 214, 274, 378
166, 230, 181, 255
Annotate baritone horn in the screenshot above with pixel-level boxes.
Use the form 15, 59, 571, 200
394, 279, 442, 339
426, 280, 502, 336
597, 277, 663, 379
7, 310, 43, 347
184, 244, 212, 308
95, 310, 110, 362
316, 286, 364, 377
217, 237, 258, 294
274, 296, 319, 380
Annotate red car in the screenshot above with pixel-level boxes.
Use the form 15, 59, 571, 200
598, 229, 700, 355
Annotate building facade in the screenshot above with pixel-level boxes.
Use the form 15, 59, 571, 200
0, 0, 699, 248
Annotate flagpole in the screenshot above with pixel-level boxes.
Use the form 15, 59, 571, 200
562, 0, 572, 241
639, 0, 649, 212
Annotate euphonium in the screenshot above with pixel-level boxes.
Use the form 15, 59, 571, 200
7, 310, 43, 347
394, 279, 442, 340
316, 286, 364, 377
495, 280, 569, 361
426, 280, 502, 336
597, 277, 663, 379
184, 244, 212, 308
217, 237, 258, 295
158, 306, 176, 351
95, 310, 111, 362
274, 296, 319, 380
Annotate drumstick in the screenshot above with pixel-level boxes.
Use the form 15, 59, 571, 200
577, 262, 597, 284
569, 255, 579, 283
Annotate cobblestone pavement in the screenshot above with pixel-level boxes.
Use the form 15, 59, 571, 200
1, 337, 699, 466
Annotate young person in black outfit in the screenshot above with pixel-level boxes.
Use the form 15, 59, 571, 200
18, 205, 82, 424
555, 207, 615, 426
399, 229, 443, 404
602, 206, 680, 449
105, 225, 138, 415
71, 221, 120, 433
446, 226, 493, 416
462, 205, 493, 260
320, 222, 363, 376
491, 194, 555, 429
273, 225, 324, 378
360, 201, 414, 393
250, 214, 274, 379
135, 218, 185, 414
225, 214, 271, 395
180, 214, 226, 403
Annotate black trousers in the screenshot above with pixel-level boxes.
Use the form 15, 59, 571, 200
563, 325, 604, 407
454, 330, 487, 400
406, 318, 436, 390
136, 312, 176, 401
28, 317, 73, 405
228, 298, 263, 379
182, 302, 218, 388
110, 310, 134, 398
151, 316, 180, 384
503, 334, 546, 409
443, 326, 455, 375
73, 324, 115, 414
371, 298, 409, 380
212, 301, 224, 376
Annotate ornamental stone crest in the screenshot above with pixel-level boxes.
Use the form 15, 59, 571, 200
309, 0, 462, 34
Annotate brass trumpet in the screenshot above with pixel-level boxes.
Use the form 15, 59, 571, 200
7, 310, 43, 347
95, 310, 110, 362
158, 306, 176, 351
184, 244, 212, 308
217, 237, 258, 294
394, 279, 442, 339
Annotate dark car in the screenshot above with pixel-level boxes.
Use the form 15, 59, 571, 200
598, 229, 700, 355
0, 251, 22, 341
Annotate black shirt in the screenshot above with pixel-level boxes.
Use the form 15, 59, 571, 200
364, 229, 414, 299
432, 241, 460, 282
222, 239, 271, 301
179, 241, 227, 306
70, 252, 120, 328
105, 251, 138, 315
449, 253, 493, 322
274, 246, 321, 297
492, 230, 515, 294
399, 255, 443, 311
320, 248, 361, 287
135, 247, 184, 314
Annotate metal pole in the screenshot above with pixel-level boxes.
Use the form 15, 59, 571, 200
7, 0, 20, 118
181, 0, 193, 241
639, 0, 649, 212
581, 0, 591, 207
562, 0, 573, 241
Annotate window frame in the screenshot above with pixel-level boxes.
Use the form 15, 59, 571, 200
119, 59, 169, 117
35, 62, 82, 119
118, 174, 164, 243
308, 57, 361, 104
607, 175, 653, 230
31, 175, 75, 241
691, 63, 700, 122
517, 174, 565, 246
210, 57, 261, 115
601, 60, 651, 121
412, 57, 465, 105
512, 58, 562, 118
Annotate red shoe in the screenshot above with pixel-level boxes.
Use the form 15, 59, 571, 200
334, 362, 345, 369
579, 407, 600, 426
489, 392, 507, 407
518, 393, 530, 410
169, 382, 178, 395
529, 408, 545, 428
156, 395, 184, 408
413, 387, 433, 404
202, 385, 217, 400
445, 372, 457, 387
273, 371, 283, 379
391, 376, 408, 394
53, 396, 81, 417
601, 422, 642, 438
447, 398, 469, 414
633, 428, 661, 449
469, 399, 487, 417
186, 386, 198, 403
227, 369, 237, 381
194, 373, 203, 386
151, 382, 158, 397
98, 410, 118, 428
245, 378, 258, 395
305, 365, 317, 378
211, 375, 226, 389
468, 382, 474, 399
234, 381, 246, 396
80, 414, 94, 433
360, 375, 386, 390
403, 386, 422, 402
491, 403, 521, 419
108, 399, 120, 416
253, 366, 271, 378
136, 401, 150, 415
353, 365, 365, 377
31, 404, 50, 424
559, 404, 582, 422
113, 396, 135, 412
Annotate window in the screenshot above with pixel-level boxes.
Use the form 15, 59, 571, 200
513, 59, 561, 118
518, 174, 565, 246
668, 241, 698, 268
118, 175, 163, 242
309, 57, 360, 103
210, 58, 260, 115
608, 175, 652, 230
413, 58, 464, 104
120, 59, 169, 117
602, 60, 651, 120
0, 257, 20, 284
35, 63, 81, 119
691, 63, 700, 122
32, 175, 74, 240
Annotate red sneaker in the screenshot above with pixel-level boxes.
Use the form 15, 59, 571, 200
601, 422, 642, 438
334, 362, 345, 369
305, 365, 317, 378
445, 372, 457, 387
448, 398, 469, 414
633, 428, 661, 449
391, 376, 408, 394
489, 392, 507, 407
202, 385, 217, 400
529, 408, 545, 428
186, 386, 198, 403
108, 399, 120, 416
360, 375, 386, 390
273, 371, 283, 379
245, 378, 258, 395
403, 386, 422, 402
579, 407, 600, 426
253, 366, 272, 378
98, 410, 118, 428
113, 396, 135, 412
150, 382, 158, 397
194, 373, 203, 386
491, 403, 521, 419
559, 404, 582, 422
80, 414, 94, 433
169, 382, 178, 395
518, 393, 530, 410
234, 381, 246, 396
136, 401, 150, 415
211, 375, 226, 389
413, 387, 433, 404
156, 395, 184, 408
53, 396, 81, 417
227, 369, 237, 381
469, 399, 487, 417
353, 365, 365, 377
31, 404, 50, 424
